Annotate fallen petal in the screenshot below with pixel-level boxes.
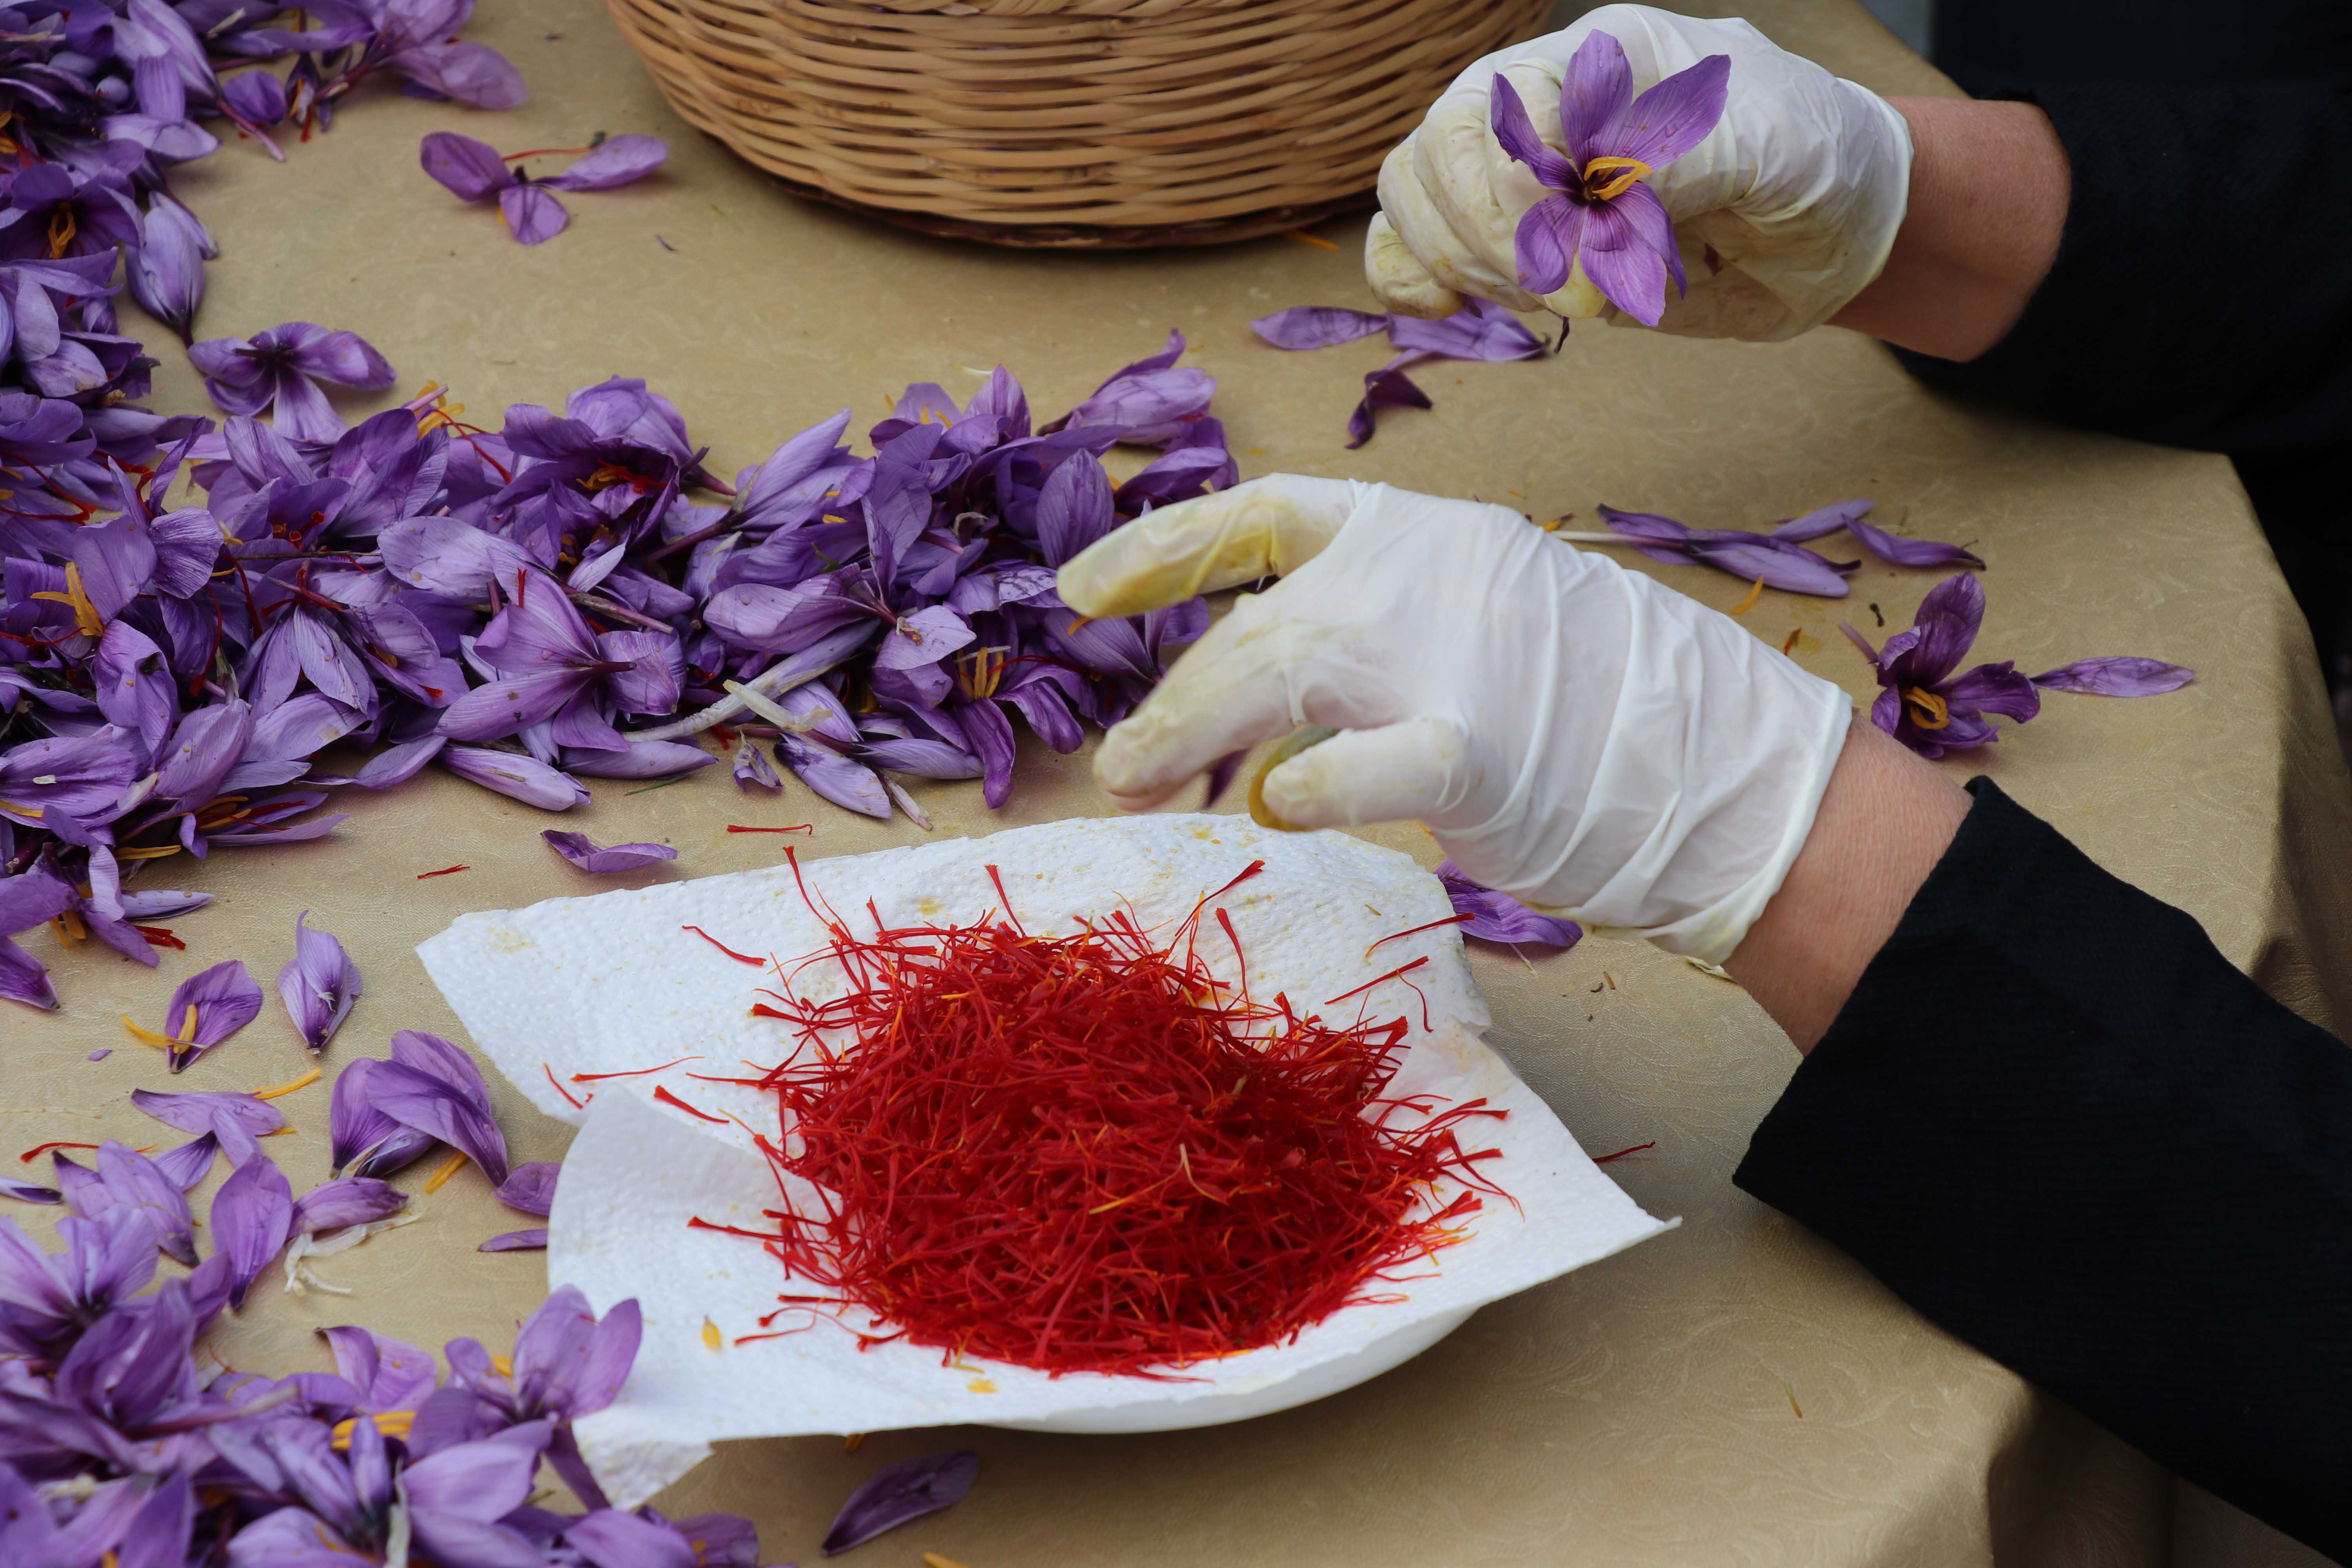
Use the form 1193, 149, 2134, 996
541, 831, 679, 874
2029, 656, 2196, 696
821, 1450, 981, 1554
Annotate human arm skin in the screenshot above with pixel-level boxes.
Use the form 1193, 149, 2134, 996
1826, 98, 2070, 362
1723, 717, 1969, 1050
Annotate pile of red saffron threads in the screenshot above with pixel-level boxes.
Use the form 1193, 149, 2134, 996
696, 857, 1509, 1377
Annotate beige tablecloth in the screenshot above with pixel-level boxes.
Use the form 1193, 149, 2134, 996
11, 0, 2351, 1563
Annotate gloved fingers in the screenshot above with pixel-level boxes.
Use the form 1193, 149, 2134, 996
1257, 717, 1468, 830
1365, 212, 1462, 320
1056, 473, 1357, 620
1416, 62, 1557, 293
1376, 138, 1526, 310
1091, 608, 1307, 811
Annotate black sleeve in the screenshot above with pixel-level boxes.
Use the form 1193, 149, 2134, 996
1891, 82, 2352, 476
1733, 780, 2352, 1563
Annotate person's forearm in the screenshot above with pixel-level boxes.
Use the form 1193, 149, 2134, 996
1723, 718, 1970, 1050
1827, 98, 2070, 362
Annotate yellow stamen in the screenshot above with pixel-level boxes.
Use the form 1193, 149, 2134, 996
177, 1004, 199, 1044
1283, 229, 1339, 251
923, 1555, 973, 1568
253, 1067, 321, 1100
701, 1317, 722, 1350
329, 1410, 416, 1450
422, 1149, 468, 1193
1581, 154, 1653, 202
114, 844, 183, 860
1728, 576, 1765, 616
1064, 615, 1094, 635
1901, 686, 1951, 730
490, 1354, 514, 1377
30, 561, 105, 637
0, 800, 42, 819
45, 204, 75, 260
122, 1016, 180, 1051
842, 1432, 866, 1453
52, 909, 87, 944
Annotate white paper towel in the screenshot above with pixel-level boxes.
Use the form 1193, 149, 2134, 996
418, 815, 1672, 1507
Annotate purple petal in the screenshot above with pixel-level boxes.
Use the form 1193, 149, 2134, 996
1944, 660, 2043, 724
541, 830, 679, 874
0, 1175, 61, 1203
564, 1509, 695, 1568
1845, 514, 1985, 570
478, 1228, 548, 1253
1034, 450, 1116, 567
1488, 73, 1574, 188
500, 183, 570, 245
494, 1161, 559, 1217
320, 1323, 440, 1411
401, 1420, 554, 1521
222, 68, 288, 127
380, 515, 538, 597
350, 735, 450, 788
390, 38, 529, 111
822, 1450, 981, 1554
1576, 201, 1670, 326
420, 131, 512, 201
874, 606, 975, 672
372, 1033, 510, 1187
1510, 194, 1580, 297
1595, 504, 1696, 544
1204, 748, 1247, 808
150, 1132, 219, 1192
1249, 306, 1390, 350
1683, 539, 1853, 598
1, 938, 60, 1012
0, 857, 77, 936
290, 1175, 408, 1235
778, 735, 893, 820
563, 741, 717, 779
1385, 297, 1547, 361
1558, 29, 1635, 157
861, 737, 982, 780
276, 910, 360, 1053
1346, 354, 1433, 450
733, 740, 780, 791
1435, 861, 1584, 947
2029, 656, 2196, 696
90, 1140, 200, 1266
1604, 51, 1731, 169
156, 959, 264, 1070
1609, 179, 1685, 298
540, 135, 668, 191
131, 1087, 286, 1138
1769, 498, 1876, 543
440, 745, 591, 810
1899, 573, 1987, 687
209, 1150, 292, 1307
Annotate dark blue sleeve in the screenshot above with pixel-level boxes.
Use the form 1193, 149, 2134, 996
1733, 779, 2352, 1562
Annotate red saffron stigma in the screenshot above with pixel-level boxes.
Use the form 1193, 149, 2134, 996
681, 925, 765, 965
570, 1055, 703, 1083
543, 1063, 585, 1110
728, 824, 813, 835
416, 864, 470, 880
1364, 912, 1473, 959
1592, 1141, 1656, 1164
691, 859, 1508, 1378
19, 1141, 100, 1163
1323, 956, 1430, 1009
133, 924, 187, 949
654, 1084, 730, 1124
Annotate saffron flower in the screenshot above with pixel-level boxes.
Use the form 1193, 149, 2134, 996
187, 321, 397, 441
277, 910, 361, 1053
129, 958, 265, 1072
1489, 32, 1730, 323
420, 131, 670, 246
363, 1028, 514, 1187
1843, 574, 2194, 757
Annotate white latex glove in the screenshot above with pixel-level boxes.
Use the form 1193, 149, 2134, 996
1058, 476, 1853, 964
1367, 4, 1912, 341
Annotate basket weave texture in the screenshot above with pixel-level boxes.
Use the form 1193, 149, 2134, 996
604, 0, 1553, 247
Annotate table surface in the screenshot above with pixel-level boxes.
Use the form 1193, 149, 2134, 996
13, 1, 2352, 1563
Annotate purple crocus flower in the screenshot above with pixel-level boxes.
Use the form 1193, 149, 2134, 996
0, 1209, 158, 1356
541, 829, 678, 873
187, 322, 397, 442
1434, 860, 1583, 948
439, 569, 680, 751
1840, 573, 2041, 758
365, 0, 530, 111
365, 1029, 511, 1187
1489, 33, 1729, 323
276, 910, 361, 1053
125, 196, 208, 343
822, 1450, 981, 1553
52, 1140, 201, 1266
132, 958, 265, 1072
327, 1058, 439, 1178
420, 132, 670, 246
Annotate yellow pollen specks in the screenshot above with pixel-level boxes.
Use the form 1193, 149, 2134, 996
422, 1149, 469, 1192
701, 1317, 723, 1350
1901, 686, 1952, 730
1581, 154, 1653, 201
1728, 577, 1766, 617
31, 561, 105, 637
254, 1067, 321, 1100
329, 1410, 416, 1450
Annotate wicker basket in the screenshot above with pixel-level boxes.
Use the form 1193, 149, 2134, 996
604, 0, 1553, 247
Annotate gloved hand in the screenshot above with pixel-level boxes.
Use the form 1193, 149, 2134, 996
1368, 4, 1912, 341
1058, 475, 1853, 964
